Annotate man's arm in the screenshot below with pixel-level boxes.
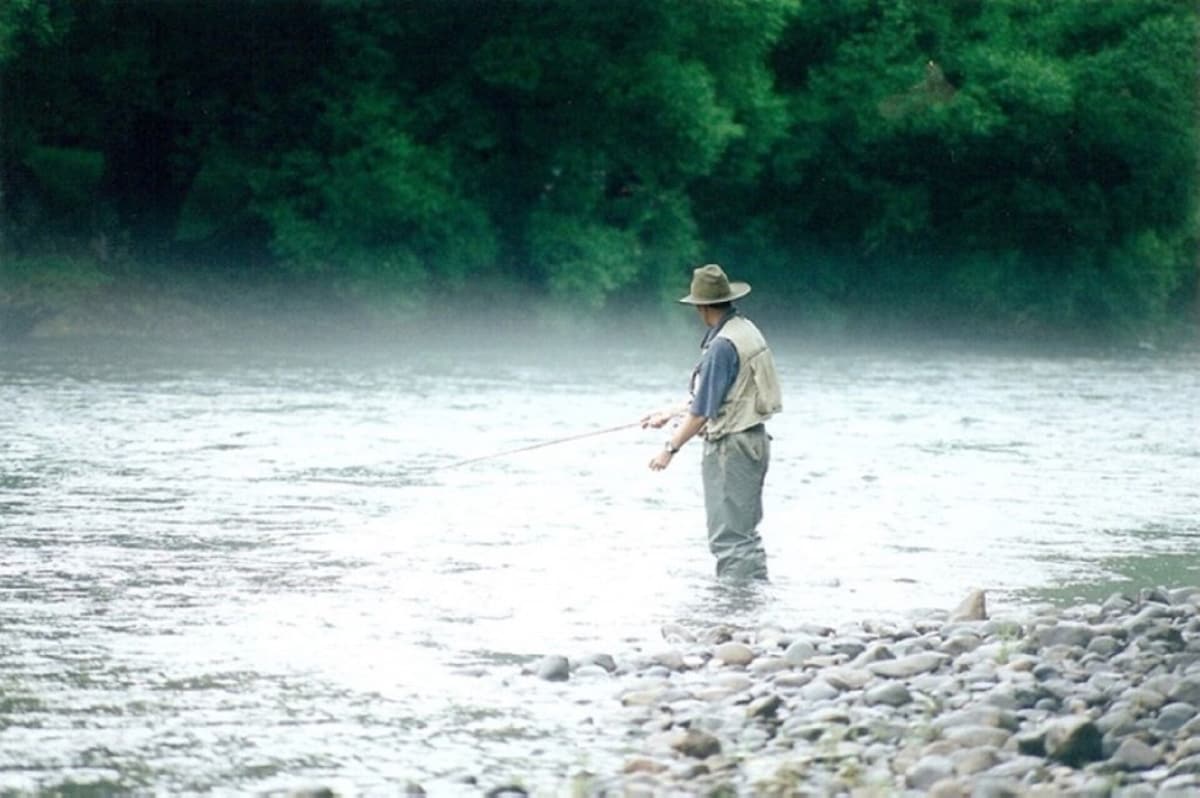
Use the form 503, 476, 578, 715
648, 412, 708, 471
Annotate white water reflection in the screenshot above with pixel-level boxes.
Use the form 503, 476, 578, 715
1, 333, 1198, 793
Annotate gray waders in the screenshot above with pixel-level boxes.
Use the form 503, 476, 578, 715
701, 424, 770, 580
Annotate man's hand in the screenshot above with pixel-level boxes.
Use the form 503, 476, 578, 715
641, 411, 675, 429
649, 448, 674, 470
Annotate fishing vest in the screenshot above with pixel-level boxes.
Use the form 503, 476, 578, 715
703, 316, 783, 441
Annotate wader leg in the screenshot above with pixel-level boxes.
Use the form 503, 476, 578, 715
702, 426, 770, 581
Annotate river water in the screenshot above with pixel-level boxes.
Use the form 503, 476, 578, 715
2, 328, 1198, 794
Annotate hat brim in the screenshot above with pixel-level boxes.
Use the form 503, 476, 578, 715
678, 282, 751, 305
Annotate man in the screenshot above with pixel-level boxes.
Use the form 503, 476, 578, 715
643, 264, 783, 581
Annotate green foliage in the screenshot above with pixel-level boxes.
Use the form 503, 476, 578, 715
1, 0, 1196, 336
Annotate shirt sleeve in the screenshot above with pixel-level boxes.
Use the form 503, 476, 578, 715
690, 338, 739, 419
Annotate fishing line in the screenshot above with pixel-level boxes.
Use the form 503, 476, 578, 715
432, 419, 647, 471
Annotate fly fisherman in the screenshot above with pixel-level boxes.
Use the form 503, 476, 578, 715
642, 264, 783, 581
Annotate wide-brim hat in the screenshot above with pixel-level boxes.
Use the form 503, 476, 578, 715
678, 264, 751, 305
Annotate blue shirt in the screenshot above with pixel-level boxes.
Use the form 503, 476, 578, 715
690, 310, 740, 419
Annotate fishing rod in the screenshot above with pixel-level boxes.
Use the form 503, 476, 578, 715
435, 418, 649, 471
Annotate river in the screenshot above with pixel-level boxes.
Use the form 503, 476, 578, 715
2, 328, 1198, 794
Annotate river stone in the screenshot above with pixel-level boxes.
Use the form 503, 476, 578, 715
746, 693, 783, 720
1110, 737, 1162, 771
714, 642, 755, 667
577, 652, 617, 672
906, 754, 955, 790
661, 623, 695, 643
1169, 586, 1200, 604
572, 664, 612, 680
852, 642, 896, 666
650, 650, 686, 671
829, 637, 867, 659
1035, 622, 1094, 649
951, 589, 988, 622
869, 652, 948, 678
987, 755, 1048, 780
1167, 676, 1200, 705
694, 686, 737, 703
969, 777, 1023, 798
865, 682, 912, 707
934, 706, 1019, 732
823, 667, 872, 691
716, 673, 754, 691
749, 656, 791, 677
1154, 701, 1196, 733
672, 729, 722, 759
928, 778, 967, 798
772, 671, 814, 689
797, 678, 840, 702
984, 683, 1042, 711
941, 634, 982, 656
1102, 591, 1134, 613
942, 725, 1011, 749
535, 655, 570, 681
700, 625, 734, 645
1124, 604, 1171, 635
953, 747, 998, 776
1088, 635, 1122, 657
1042, 717, 1103, 767
1168, 753, 1200, 777
621, 688, 666, 707
1096, 706, 1138, 737
623, 757, 668, 775
783, 638, 817, 664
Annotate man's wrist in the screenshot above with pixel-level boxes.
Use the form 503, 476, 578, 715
664, 441, 680, 455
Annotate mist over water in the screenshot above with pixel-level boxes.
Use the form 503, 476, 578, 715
2, 320, 1198, 793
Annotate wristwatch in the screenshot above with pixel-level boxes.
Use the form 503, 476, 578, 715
664, 441, 680, 455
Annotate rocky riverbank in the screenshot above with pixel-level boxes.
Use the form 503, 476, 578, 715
518, 586, 1200, 797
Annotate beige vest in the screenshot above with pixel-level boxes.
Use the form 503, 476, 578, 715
704, 316, 783, 440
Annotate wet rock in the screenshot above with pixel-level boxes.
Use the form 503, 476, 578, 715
1042, 717, 1103, 767
824, 667, 872, 691
1154, 701, 1197, 734
1168, 676, 1200, 706
953, 747, 998, 776
942, 725, 1010, 749
672, 729, 722, 759
1035, 622, 1094, 649
797, 678, 840, 702
701, 625, 734, 645
868, 652, 949, 678
484, 786, 528, 798
969, 776, 1023, 798
623, 757, 667, 775
649, 650, 686, 671
928, 777, 968, 798
714, 642, 755, 667
536, 655, 570, 682
851, 641, 896, 666
782, 637, 817, 664
748, 656, 791, 677
1088, 635, 1122, 657
1110, 737, 1162, 771
951, 589, 988, 622
905, 754, 954, 790
1168, 753, 1200, 777
661, 623, 695, 644
865, 682, 912, 707
746, 693, 782, 721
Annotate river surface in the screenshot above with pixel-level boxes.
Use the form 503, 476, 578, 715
2, 328, 1198, 795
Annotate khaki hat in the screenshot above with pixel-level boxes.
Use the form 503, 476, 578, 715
678, 264, 751, 305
